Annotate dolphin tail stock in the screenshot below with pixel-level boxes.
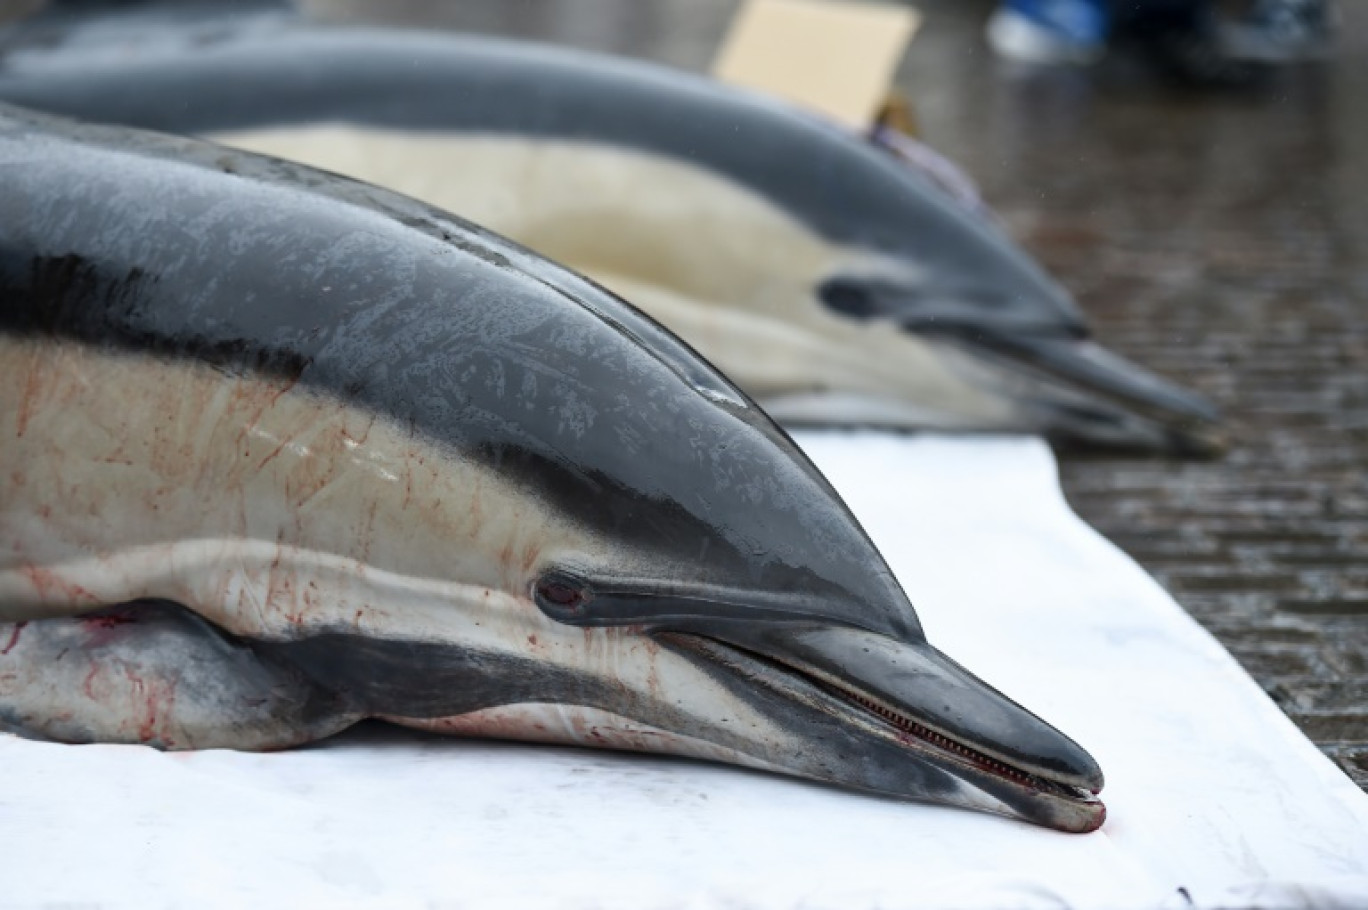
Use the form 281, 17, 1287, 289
0, 600, 362, 750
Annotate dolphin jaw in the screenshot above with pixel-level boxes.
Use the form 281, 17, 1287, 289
660, 631, 1106, 833
810, 669, 1102, 800
926, 330, 1225, 456
791, 657, 1100, 792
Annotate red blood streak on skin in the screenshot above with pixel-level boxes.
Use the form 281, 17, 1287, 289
21, 566, 94, 605
120, 665, 176, 746
83, 612, 137, 630
138, 711, 157, 744
1, 622, 27, 655
468, 486, 484, 528
520, 543, 540, 574
359, 498, 380, 563
80, 610, 138, 647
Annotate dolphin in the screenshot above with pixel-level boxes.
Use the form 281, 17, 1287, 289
0, 16, 1221, 455
0, 105, 1105, 832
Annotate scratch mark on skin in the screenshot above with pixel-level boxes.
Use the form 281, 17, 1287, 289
1, 622, 27, 655
256, 434, 293, 472
232, 375, 298, 451
15, 356, 43, 437
339, 416, 375, 451
292, 461, 335, 512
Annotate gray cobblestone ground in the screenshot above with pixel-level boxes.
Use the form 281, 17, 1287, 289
898, 3, 1368, 788
324, 0, 1368, 788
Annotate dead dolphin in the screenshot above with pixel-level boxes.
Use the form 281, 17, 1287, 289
0, 105, 1105, 832
0, 20, 1221, 454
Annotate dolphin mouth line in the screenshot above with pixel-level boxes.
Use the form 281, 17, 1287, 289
927, 329, 1225, 455
664, 632, 1101, 809
809, 670, 1099, 802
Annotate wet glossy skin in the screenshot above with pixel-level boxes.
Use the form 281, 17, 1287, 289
0, 21, 1220, 452
0, 107, 1103, 831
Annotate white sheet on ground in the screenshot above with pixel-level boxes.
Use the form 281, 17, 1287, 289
2, 435, 1366, 908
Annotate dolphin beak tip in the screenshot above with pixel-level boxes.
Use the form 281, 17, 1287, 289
1076, 799, 1108, 834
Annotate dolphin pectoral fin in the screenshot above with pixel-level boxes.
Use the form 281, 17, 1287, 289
0, 601, 361, 750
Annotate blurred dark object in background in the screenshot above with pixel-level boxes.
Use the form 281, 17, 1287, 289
988, 0, 1333, 87
0, 0, 45, 24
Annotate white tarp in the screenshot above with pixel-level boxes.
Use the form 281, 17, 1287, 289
3, 434, 1367, 908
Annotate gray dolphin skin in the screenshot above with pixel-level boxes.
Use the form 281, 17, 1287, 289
0, 105, 1105, 832
0, 14, 1221, 454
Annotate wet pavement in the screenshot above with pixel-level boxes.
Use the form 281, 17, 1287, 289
901, 5, 1368, 788
318, 0, 1368, 788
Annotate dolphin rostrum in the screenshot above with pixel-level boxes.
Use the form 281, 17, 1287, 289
0, 17, 1221, 455
0, 106, 1105, 832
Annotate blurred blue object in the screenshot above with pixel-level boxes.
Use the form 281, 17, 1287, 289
986, 0, 1110, 64
988, 0, 1333, 85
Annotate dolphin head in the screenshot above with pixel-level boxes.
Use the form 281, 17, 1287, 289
349, 242, 1109, 834
814, 141, 1223, 456
501, 405, 1104, 833
357, 368, 1107, 832
516, 559, 1108, 834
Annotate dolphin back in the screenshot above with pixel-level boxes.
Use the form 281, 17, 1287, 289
0, 24, 1087, 335
0, 103, 922, 639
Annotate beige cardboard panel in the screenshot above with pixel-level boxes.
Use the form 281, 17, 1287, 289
712, 0, 920, 129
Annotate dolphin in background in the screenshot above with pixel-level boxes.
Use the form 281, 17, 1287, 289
0, 7, 1222, 455
0, 105, 1105, 832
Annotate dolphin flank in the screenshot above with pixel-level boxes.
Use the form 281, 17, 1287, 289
0, 16, 1221, 454
0, 105, 1104, 832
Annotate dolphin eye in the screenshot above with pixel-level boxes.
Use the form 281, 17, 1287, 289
540, 581, 581, 606
819, 276, 880, 319
534, 573, 591, 617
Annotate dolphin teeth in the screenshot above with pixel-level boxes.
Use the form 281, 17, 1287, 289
835, 683, 1050, 792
